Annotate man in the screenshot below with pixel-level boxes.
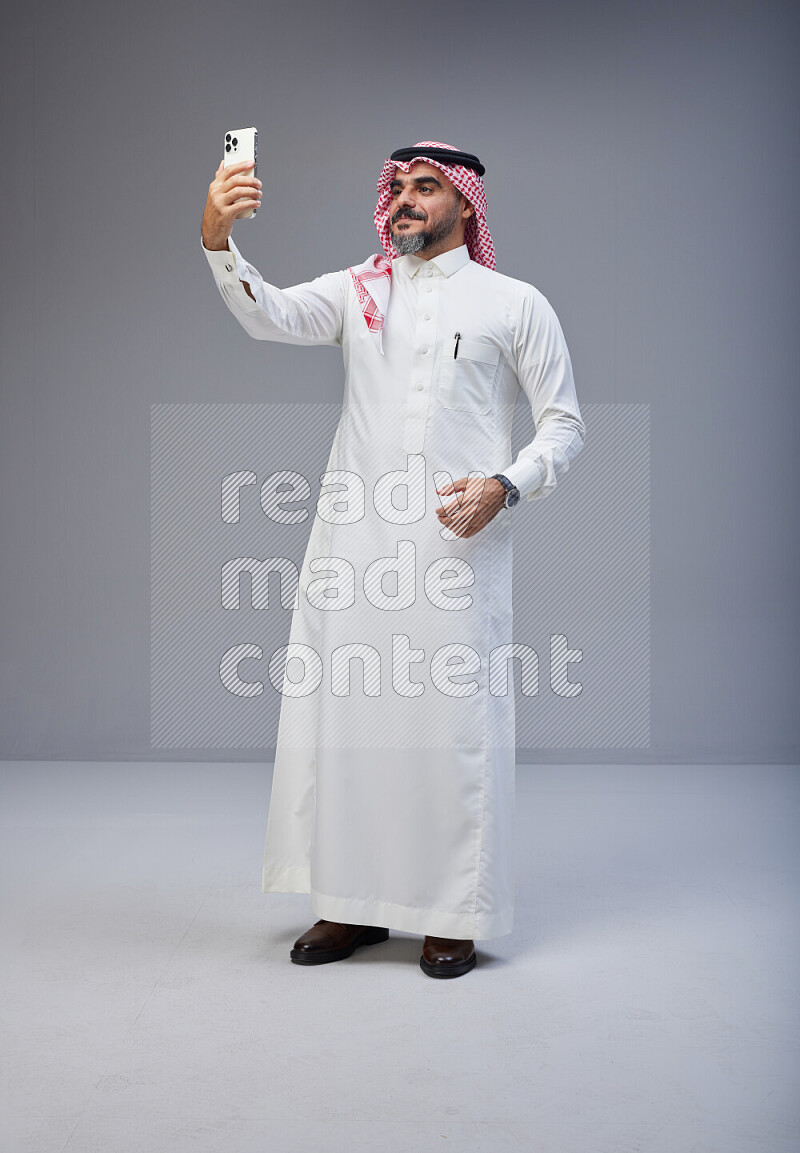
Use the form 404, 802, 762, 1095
201, 140, 585, 978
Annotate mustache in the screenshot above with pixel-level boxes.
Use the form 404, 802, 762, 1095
391, 208, 426, 223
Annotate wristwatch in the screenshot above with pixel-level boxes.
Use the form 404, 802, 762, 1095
490, 473, 520, 508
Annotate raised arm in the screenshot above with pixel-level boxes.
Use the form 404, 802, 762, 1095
200, 158, 347, 346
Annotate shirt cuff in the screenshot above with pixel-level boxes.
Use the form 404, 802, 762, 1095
498, 458, 545, 502
200, 234, 261, 311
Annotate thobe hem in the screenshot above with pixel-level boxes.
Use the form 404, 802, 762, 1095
310, 887, 514, 942
262, 862, 514, 939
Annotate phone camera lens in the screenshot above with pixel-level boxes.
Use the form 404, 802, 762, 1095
225, 143, 231, 152
225, 134, 231, 142
232, 137, 238, 147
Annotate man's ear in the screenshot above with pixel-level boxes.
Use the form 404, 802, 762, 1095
461, 195, 475, 219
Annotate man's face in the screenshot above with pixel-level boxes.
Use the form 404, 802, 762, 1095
388, 162, 474, 257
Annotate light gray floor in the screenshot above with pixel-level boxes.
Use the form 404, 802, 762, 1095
1, 761, 797, 1152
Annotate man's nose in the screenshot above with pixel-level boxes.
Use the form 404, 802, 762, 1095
395, 187, 418, 209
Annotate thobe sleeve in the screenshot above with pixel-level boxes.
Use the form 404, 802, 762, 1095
201, 234, 347, 347
502, 286, 586, 502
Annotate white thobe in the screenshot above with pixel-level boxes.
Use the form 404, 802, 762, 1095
202, 233, 585, 939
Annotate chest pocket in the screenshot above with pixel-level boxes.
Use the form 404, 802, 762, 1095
438, 338, 502, 415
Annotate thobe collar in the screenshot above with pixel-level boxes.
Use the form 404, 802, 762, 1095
395, 244, 471, 280
349, 244, 471, 355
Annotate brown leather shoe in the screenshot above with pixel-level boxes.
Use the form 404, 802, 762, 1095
420, 935, 477, 978
290, 919, 389, 965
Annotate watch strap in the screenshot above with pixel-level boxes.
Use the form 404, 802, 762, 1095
491, 473, 520, 508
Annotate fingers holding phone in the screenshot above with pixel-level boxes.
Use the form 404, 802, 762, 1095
202, 160, 262, 250
221, 126, 259, 221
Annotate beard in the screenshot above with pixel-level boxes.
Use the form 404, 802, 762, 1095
390, 194, 463, 255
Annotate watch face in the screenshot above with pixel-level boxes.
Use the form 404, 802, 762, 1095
506, 488, 520, 508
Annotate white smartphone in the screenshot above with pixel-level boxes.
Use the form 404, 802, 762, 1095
222, 126, 258, 219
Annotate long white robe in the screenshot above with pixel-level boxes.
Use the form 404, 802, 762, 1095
202, 234, 585, 939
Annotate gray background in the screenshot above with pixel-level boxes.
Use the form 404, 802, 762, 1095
1, 0, 797, 762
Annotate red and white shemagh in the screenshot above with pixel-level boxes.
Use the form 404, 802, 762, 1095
349, 141, 495, 354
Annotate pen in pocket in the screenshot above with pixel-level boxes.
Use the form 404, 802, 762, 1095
454, 332, 461, 359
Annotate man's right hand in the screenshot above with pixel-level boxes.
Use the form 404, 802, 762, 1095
201, 158, 262, 251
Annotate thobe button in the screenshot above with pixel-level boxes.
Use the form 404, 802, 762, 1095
420, 347, 429, 355
225, 263, 233, 272
423, 313, 431, 320
424, 286, 433, 294
416, 383, 424, 391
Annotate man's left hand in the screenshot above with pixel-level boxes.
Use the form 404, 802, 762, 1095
435, 476, 507, 538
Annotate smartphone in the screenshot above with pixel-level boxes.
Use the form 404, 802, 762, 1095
222, 126, 258, 219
